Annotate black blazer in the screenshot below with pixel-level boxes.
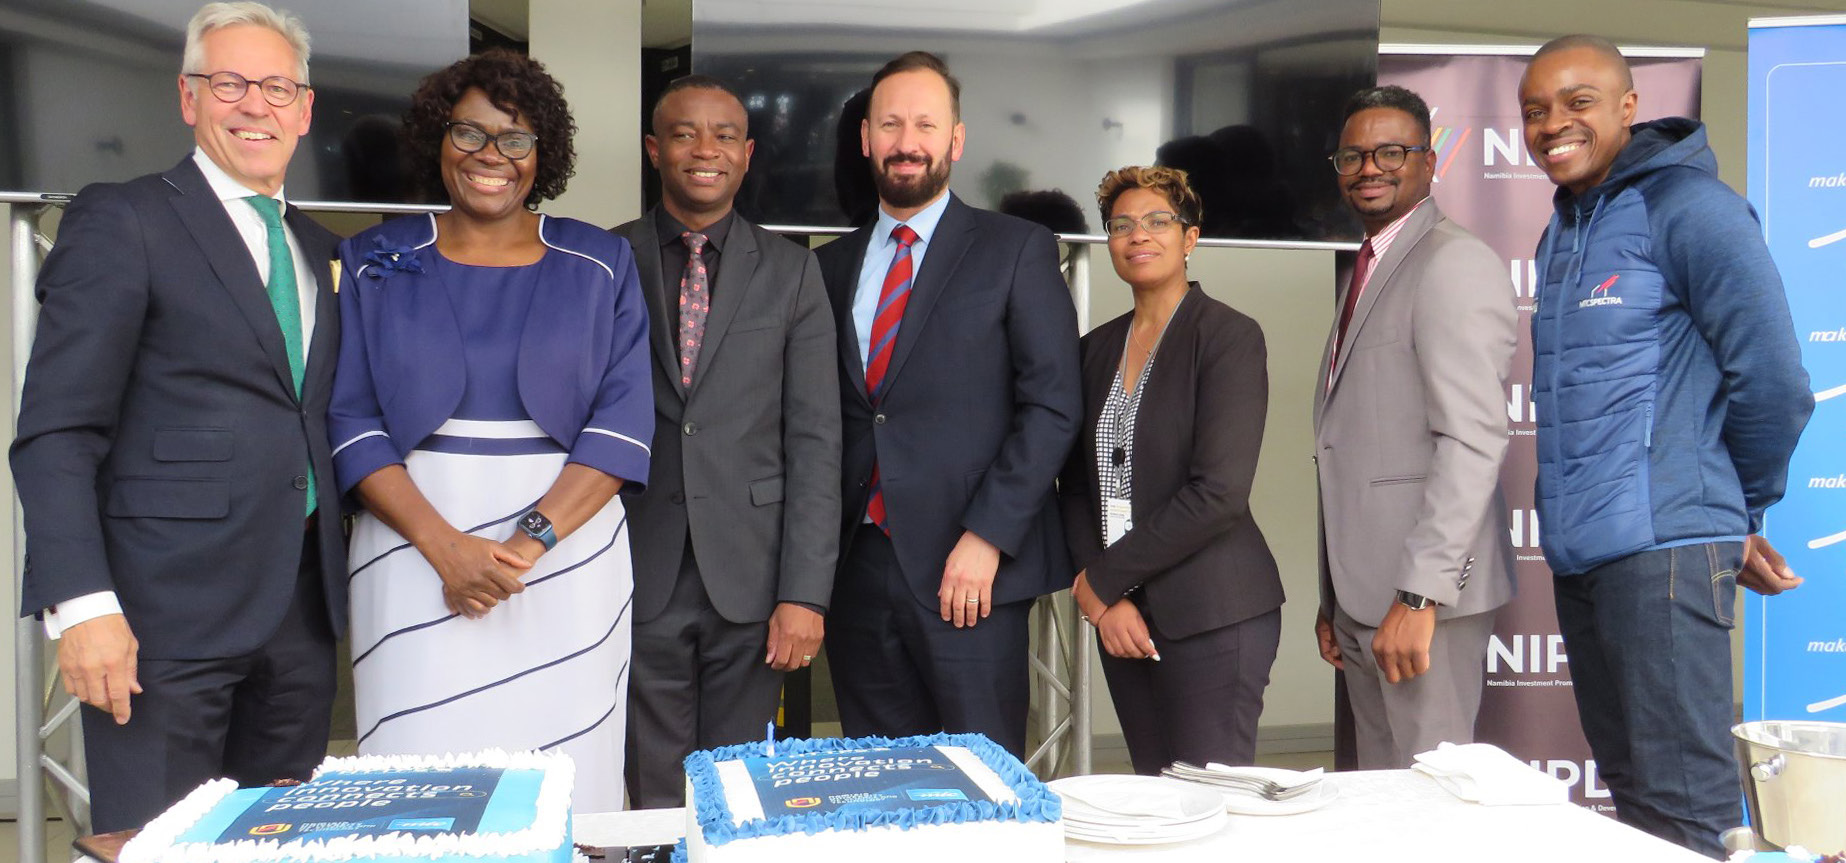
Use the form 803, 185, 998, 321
816, 194, 1082, 608
12, 157, 348, 659
1058, 285, 1284, 640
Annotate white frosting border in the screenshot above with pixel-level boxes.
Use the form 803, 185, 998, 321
121, 749, 573, 863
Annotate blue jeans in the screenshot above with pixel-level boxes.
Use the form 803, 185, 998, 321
1554, 542, 1742, 860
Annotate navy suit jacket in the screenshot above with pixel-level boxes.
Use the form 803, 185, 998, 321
816, 194, 1082, 608
12, 157, 348, 659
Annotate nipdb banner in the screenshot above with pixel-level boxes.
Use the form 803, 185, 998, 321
1745, 17, 1846, 724
1378, 46, 1702, 810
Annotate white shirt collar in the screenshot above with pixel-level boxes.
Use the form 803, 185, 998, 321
191, 147, 288, 207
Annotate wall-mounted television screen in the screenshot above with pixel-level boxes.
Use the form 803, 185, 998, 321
0, 0, 468, 205
693, 0, 1378, 242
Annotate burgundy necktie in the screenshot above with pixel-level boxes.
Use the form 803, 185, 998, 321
1328, 237, 1375, 391
865, 224, 919, 534
677, 231, 710, 388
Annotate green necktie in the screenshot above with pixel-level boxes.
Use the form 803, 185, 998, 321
244, 195, 316, 516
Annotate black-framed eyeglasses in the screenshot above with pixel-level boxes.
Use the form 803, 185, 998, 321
1329, 144, 1431, 176
185, 71, 308, 107
1103, 211, 1188, 238
444, 121, 538, 160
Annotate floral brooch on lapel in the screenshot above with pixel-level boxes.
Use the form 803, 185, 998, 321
362, 236, 424, 281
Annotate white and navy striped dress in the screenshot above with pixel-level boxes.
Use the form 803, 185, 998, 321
346, 255, 632, 812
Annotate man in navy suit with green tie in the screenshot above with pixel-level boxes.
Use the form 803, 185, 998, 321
12, 2, 346, 832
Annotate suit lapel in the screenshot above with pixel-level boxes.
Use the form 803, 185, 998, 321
285, 204, 339, 399
164, 159, 297, 401
631, 211, 687, 398
1324, 201, 1442, 399
880, 194, 973, 394
1131, 290, 1201, 509
827, 228, 874, 407
687, 218, 759, 400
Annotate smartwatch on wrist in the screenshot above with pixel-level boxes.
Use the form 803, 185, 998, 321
1395, 590, 1435, 611
517, 509, 558, 551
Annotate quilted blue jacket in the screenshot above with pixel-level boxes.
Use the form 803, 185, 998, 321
1531, 118, 1812, 575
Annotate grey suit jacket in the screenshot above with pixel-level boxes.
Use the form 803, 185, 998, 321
615, 209, 842, 624
1314, 200, 1517, 628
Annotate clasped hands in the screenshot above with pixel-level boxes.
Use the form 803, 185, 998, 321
421, 529, 541, 619
1073, 572, 1159, 661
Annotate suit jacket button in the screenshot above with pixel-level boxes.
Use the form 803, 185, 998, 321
670, 491, 686, 505
683, 421, 699, 436
292, 475, 309, 490
874, 412, 887, 425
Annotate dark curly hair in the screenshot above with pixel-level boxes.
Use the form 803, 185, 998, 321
404, 49, 576, 207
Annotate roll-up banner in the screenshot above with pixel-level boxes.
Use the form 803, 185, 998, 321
1745, 16, 1846, 724
1377, 46, 1703, 810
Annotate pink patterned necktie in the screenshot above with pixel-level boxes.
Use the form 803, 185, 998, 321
678, 231, 710, 388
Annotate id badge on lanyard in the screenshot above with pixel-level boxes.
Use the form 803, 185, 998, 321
1104, 497, 1133, 547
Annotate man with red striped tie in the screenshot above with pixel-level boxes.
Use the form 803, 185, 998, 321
816, 51, 1082, 756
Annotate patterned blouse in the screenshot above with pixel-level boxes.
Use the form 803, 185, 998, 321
1093, 292, 1187, 542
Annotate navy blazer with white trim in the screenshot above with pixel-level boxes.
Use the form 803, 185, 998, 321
328, 213, 654, 496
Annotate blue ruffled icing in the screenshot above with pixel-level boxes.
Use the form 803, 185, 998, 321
682, 733, 1062, 848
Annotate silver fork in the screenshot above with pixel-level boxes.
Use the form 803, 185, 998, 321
1164, 762, 1319, 801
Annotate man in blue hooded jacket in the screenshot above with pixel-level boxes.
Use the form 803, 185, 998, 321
1519, 35, 1813, 857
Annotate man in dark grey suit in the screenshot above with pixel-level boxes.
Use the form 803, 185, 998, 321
1312, 85, 1517, 768
817, 52, 1081, 756
11, 2, 345, 831
617, 75, 841, 807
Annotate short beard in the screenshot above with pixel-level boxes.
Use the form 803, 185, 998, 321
873, 155, 951, 210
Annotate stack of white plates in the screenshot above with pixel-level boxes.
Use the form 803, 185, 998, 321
1047, 775, 1229, 845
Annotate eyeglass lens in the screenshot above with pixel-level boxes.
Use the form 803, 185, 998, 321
1105, 212, 1181, 236
448, 123, 536, 159
197, 72, 302, 107
1331, 145, 1415, 175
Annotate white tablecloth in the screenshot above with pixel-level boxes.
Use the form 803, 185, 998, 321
573, 770, 1718, 862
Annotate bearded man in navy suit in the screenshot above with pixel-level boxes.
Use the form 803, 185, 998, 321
817, 51, 1081, 755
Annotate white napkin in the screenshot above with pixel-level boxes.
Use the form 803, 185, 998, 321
1411, 742, 1569, 806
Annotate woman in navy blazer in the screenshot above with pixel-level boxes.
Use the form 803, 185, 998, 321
1060, 167, 1285, 774
327, 51, 651, 811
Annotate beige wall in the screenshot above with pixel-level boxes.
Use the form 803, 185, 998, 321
530, 0, 643, 225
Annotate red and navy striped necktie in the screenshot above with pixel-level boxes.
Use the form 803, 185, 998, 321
865, 224, 919, 534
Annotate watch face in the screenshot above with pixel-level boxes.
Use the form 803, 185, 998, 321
520, 511, 550, 534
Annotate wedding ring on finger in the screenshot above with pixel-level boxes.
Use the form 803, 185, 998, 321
965, 597, 981, 604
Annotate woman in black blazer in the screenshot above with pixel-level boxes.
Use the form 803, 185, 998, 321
1061, 166, 1285, 774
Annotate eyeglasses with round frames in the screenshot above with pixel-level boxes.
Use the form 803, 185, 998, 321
1328, 144, 1431, 176
185, 71, 308, 108
444, 121, 538, 160
1104, 211, 1187, 238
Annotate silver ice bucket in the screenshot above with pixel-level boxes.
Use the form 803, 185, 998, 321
1733, 720, 1846, 852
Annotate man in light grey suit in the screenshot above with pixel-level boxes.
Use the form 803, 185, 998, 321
616, 75, 842, 807
1312, 85, 1518, 769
